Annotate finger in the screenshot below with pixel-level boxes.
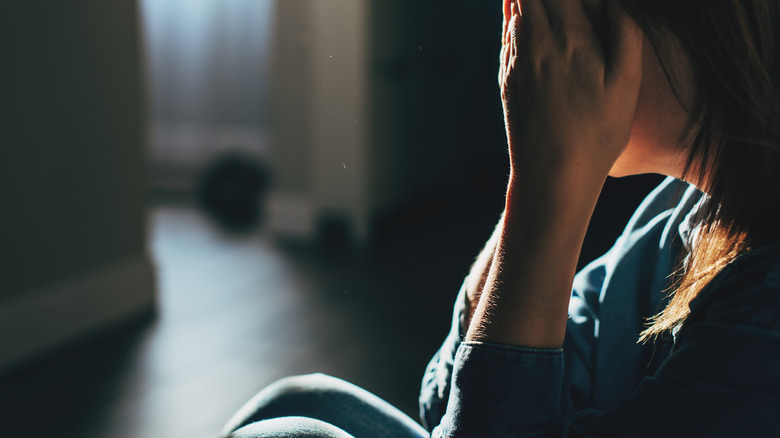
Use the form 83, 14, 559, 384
503, 0, 521, 44
503, 0, 519, 46
605, 0, 643, 87
509, 3, 520, 61
500, 8, 518, 91
506, 11, 518, 72
500, 0, 516, 85
498, 44, 507, 86
498, 0, 516, 87
501, 0, 510, 46
503, 0, 512, 32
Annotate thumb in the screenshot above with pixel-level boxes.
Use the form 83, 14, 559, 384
503, 0, 513, 41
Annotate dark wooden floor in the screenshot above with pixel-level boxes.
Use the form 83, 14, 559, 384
0, 175, 661, 438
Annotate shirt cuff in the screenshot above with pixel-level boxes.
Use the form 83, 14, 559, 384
435, 342, 564, 437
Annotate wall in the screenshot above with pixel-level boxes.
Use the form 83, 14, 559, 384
267, 0, 369, 242
267, 0, 507, 244
367, 0, 499, 217
0, 1, 156, 373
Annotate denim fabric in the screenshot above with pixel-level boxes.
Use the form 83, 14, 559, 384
435, 343, 564, 438
424, 177, 780, 437
221, 374, 428, 438
230, 417, 354, 438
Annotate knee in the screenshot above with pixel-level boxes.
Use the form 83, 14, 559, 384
228, 416, 353, 438
255, 374, 353, 404
220, 374, 349, 436
264, 373, 344, 396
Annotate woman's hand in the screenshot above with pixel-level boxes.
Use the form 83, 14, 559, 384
465, 0, 643, 348
500, 0, 643, 184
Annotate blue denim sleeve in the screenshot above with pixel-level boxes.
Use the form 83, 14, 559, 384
419, 250, 611, 431
431, 242, 780, 437
432, 306, 780, 438
432, 342, 564, 438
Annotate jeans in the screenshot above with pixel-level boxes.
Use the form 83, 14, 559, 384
220, 374, 429, 438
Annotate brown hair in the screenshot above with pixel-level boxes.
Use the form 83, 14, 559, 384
615, 1, 780, 340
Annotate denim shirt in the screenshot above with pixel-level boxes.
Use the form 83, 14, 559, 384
420, 177, 780, 437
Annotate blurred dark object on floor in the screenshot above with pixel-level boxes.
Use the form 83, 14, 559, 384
196, 153, 271, 232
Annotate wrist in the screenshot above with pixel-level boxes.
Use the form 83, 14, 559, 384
463, 173, 605, 348
503, 171, 604, 246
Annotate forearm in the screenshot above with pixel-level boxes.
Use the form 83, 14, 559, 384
466, 172, 606, 348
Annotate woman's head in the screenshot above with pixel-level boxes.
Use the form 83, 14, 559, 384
606, 1, 780, 338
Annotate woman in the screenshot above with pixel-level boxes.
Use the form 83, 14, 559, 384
220, 0, 780, 436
